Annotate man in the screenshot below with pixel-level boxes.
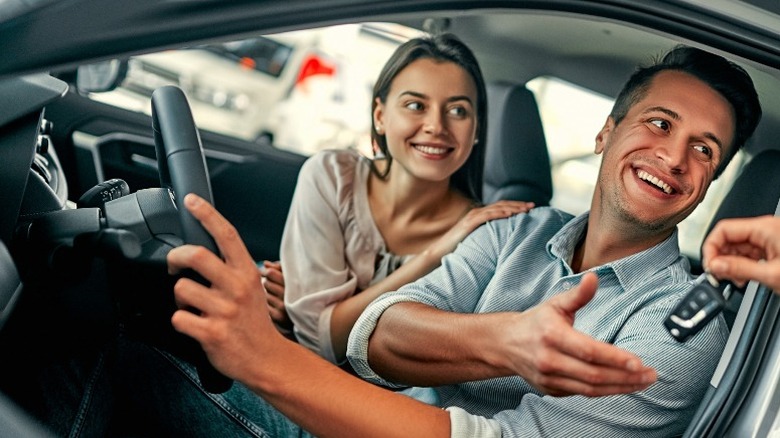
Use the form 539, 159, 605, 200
338, 46, 762, 435
163, 45, 762, 437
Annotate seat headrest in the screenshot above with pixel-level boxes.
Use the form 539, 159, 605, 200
699, 149, 780, 266
483, 82, 553, 205
698, 149, 780, 329
705, 149, 780, 238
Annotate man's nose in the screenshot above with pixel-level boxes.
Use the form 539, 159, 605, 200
656, 140, 688, 174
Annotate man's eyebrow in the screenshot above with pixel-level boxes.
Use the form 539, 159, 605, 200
644, 106, 680, 120
399, 90, 474, 105
644, 105, 724, 152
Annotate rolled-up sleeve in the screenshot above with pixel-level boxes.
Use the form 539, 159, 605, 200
447, 407, 501, 438
347, 216, 508, 385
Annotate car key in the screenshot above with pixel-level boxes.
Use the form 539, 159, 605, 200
664, 272, 731, 342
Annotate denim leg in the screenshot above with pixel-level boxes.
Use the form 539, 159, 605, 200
20, 344, 114, 438
116, 336, 312, 437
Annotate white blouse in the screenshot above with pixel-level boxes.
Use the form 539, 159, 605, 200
281, 148, 412, 363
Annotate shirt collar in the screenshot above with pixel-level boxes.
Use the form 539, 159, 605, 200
547, 212, 683, 292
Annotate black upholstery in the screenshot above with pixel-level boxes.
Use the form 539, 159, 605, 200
482, 82, 553, 205
700, 149, 780, 259
698, 149, 780, 328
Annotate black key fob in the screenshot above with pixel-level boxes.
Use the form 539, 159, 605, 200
665, 273, 730, 342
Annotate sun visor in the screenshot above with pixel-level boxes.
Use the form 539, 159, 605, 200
0, 73, 67, 126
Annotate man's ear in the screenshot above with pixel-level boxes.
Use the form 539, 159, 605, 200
595, 116, 615, 154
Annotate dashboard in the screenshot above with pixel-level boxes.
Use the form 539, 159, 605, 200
0, 73, 67, 330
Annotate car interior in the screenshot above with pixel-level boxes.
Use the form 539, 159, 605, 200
482, 82, 553, 206
0, 0, 779, 436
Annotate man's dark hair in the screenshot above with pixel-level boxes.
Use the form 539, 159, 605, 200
609, 45, 762, 178
370, 32, 487, 202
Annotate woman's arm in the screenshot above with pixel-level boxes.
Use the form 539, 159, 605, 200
280, 152, 361, 361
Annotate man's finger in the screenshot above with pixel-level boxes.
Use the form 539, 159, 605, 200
555, 272, 599, 315
554, 327, 647, 371
173, 275, 225, 316
183, 193, 255, 270
536, 373, 654, 398
543, 339, 655, 381
167, 243, 228, 285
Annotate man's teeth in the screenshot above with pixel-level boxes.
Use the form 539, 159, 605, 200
637, 169, 672, 194
414, 145, 448, 155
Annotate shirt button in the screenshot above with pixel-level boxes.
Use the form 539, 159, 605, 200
563, 281, 572, 289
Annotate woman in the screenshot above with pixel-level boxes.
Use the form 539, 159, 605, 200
266, 33, 533, 363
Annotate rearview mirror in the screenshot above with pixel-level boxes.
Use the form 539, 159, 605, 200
76, 59, 128, 93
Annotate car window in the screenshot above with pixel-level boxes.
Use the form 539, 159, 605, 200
86, 23, 422, 156
528, 75, 744, 259
83, 25, 742, 260
211, 37, 294, 78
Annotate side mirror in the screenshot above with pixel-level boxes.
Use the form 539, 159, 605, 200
76, 59, 128, 93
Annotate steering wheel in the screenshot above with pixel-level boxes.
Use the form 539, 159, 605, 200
150, 85, 233, 393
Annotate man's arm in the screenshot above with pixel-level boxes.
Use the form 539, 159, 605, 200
168, 194, 452, 438
367, 273, 656, 397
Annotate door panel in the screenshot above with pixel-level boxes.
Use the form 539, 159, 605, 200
44, 89, 306, 262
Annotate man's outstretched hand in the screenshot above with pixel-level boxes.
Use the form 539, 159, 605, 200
369, 272, 657, 398
503, 272, 657, 397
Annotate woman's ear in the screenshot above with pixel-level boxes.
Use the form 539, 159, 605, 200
373, 97, 385, 135
595, 116, 615, 154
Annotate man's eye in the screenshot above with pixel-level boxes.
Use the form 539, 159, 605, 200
650, 119, 670, 131
693, 144, 713, 158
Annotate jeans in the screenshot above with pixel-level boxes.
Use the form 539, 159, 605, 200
22, 330, 313, 438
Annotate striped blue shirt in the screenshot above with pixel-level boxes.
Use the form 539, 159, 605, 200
347, 207, 728, 437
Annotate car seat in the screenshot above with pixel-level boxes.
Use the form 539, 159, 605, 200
696, 149, 780, 329
482, 82, 553, 205
682, 149, 780, 437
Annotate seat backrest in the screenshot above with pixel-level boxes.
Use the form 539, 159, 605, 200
701, 149, 780, 256
482, 82, 553, 205
699, 149, 780, 328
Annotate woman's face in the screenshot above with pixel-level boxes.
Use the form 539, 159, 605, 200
373, 58, 478, 185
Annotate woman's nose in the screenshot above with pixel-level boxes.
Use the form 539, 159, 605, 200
423, 111, 444, 135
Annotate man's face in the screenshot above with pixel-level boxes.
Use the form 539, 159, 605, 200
593, 70, 736, 234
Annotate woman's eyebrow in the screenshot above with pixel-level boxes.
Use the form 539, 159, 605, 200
398, 90, 474, 105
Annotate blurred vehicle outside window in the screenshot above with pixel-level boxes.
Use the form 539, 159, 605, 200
83, 26, 741, 260
87, 23, 422, 156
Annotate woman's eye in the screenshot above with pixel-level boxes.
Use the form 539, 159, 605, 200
448, 106, 467, 117
405, 101, 423, 111
650, 119, 670, 131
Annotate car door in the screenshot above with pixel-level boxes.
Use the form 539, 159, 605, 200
44, 85, 306, 263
